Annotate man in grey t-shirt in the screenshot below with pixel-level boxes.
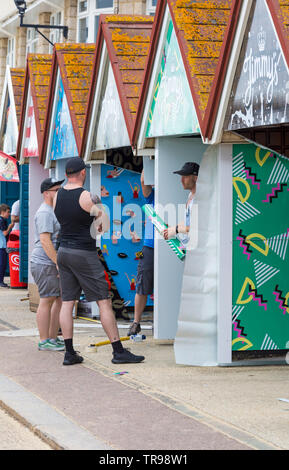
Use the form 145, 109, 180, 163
30, 178, 65, 352
31, 202, 61, 266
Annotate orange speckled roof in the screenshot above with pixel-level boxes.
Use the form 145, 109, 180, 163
10, 68, 25, 128
169, 0, 241, 138
267, 0, 289, 68
55, 43, 95, 140
81, 15, 154, 153
40, 43, 95, 164
16, 54, 52, 162
134, 0, 241, 142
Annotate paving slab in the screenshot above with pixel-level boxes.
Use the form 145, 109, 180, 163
0, 336, 252, 450
0, 288, 286, 450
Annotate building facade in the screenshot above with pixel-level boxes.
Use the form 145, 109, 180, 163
0, 0, 157, 98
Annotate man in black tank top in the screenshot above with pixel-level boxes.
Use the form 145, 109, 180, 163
54, 157, 145, 366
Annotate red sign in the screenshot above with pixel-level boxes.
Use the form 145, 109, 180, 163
0, 152, 19, 182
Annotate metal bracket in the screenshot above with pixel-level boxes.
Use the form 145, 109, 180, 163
17, 11, 68, 45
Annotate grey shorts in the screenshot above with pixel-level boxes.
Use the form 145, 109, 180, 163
136, 246, 154, 296
30, 262, 61, 298
57, 247, 110, 302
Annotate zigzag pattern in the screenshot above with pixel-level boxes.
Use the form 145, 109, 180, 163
262, 183, 287, 203
233, 319, 247, 338
273, 285, 288, 315
236, 229, 253, 260
244, 166, 261, 190
248, 287, 268, 310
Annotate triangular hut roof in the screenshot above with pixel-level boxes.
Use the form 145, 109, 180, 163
268, 0, 289, 63
10, 68, 25, 128
221, 0, 289, 153
40, 43, 95, 165
134, 0, 242, 145
0, 66, 25, 155
81, 14, 154, 156
16, 54, 52, 162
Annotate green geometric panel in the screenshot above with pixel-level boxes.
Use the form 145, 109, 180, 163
146, 18, 200, 138
232, 143, 289, 352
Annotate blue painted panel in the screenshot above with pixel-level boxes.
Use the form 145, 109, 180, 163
101, 164, 153, 308
19, 164, 29, 283
50, 76, 78, 160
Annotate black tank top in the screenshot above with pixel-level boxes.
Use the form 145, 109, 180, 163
54, 187, 96, 251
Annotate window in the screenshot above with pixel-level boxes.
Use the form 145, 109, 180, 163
79, 17, 88, 43
26, 28, 38, 54
77, 0, 113, 43
6, 38, 15, 67
49, 11, 64, 53
146, 0, 157, 15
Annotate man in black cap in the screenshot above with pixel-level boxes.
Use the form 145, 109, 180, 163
163, 162, 199, 244
30, 177, 65, 352
54, 157, 145, 366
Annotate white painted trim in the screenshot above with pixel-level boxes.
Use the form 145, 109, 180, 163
7, 66, 18, 152
84, 42, 130, 160
0, 66, 9, 134
217, 143, 233, 365
84, 42, 107, 163
1, 0, 64, 29
153, 137, 160, 338
0, 65, 18, 155
206, 0, 253, 145
19, 83, 31, 165
266, 0, 289, 77
44, 68, 60, 169
137, 5, 170, 151
135, 148, 155, 156
19, 83, 39, 164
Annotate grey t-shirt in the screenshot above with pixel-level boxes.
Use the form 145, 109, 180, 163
31, 203, 60, 266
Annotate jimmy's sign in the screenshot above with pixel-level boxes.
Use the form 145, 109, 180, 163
227, 0, 289, 131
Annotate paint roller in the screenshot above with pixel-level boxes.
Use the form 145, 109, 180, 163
85, 335, 146, 353
85, 336, 130, 353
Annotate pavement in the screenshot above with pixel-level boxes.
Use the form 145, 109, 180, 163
0, 288, 288, 450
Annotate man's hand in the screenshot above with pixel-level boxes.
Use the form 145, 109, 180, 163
163, 226, 176, 240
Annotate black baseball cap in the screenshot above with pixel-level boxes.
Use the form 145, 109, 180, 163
65, 157, 90, 175
173, 162, 199, 176
40, 177, 64, 193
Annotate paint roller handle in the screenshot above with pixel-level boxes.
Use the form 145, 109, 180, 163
89, 336, 130, 348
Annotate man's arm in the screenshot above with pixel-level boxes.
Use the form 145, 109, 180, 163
163, 223, 189, 240
141, 169, 152, 198
11, 215, 19, 224
1, 222, 14, 237
39, 233, 57, 264
80, 190, 110, 234
11, 201, 20, 225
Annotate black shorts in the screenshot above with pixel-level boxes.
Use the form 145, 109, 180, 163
136, 246, 154, 296
57, 247, 110, 302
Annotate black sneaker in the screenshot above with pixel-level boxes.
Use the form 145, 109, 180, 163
112, 348, 145, 364
0, 282, 9, 288
127, 322, 141, 336
63, 351, 84, 366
